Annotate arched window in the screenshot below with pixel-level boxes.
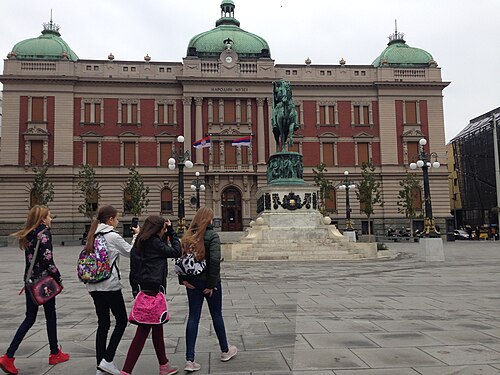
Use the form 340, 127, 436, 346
88, 189, 99, 213
325, 188, 336, 212
411, 186, 422, 210
123, 190, 132, 214
29, 189, 39, 208
161, 188, 173, 214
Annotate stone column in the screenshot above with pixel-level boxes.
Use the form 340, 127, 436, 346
183, 97, 192, 156
195, 97, 203, 164
256, 97, 266, 164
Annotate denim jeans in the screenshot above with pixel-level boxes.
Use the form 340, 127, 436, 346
7, 291, 58, 357
185, 279, 228, 361
90, 290, 128, 365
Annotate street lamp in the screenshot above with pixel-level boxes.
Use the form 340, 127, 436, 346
409, 138, 440, 237
190, 171, 206, 210
338, 170, 356, 231
168, 135, 193, 234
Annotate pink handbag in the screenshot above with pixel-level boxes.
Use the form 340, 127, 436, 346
129, 287, 170, 325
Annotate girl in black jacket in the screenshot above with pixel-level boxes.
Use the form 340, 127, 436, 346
121, 216, 181, 375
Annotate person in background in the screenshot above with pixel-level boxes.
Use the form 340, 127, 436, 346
121, 216, 181, 375
0, 205, 69, 375
179, 207, 237, 372
86, 205, 139, 375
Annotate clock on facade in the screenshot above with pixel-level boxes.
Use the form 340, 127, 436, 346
225, 56, 233, 64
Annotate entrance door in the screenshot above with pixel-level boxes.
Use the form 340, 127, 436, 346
221, 187, 242, 231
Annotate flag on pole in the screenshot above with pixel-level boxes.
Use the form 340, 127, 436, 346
231, 135, 252, 147
192, 136, 211, 149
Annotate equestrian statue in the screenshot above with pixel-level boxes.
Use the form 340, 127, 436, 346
272, 80, 298, 152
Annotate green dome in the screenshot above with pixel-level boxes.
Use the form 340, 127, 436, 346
372, 32, 435, 67
8, 20, 78, 62
187, 1, 270, 58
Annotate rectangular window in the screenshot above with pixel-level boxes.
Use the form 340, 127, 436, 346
319, 105, 326, 124
158, 104, 165, 124
32, 97, 44, 122
84, 103, 92, 123
362, 106, 369, 125
224, 100, 236, 123
159, 143, 172, 166
213, 102, 219, 123
358, 143, 369, 165
411, 187, 422, 209
167, 104, 174, 124
212, 141, 220, 165
405, 101, 417, 124
353, 105, 360, 124
121, 104, 128, 124
124, 142, 135, 166
224, 141, 237, 165
325, 189, 336, 212
322, 143, 334, 167
131, 104, 138, 124
95, 103, 101, 123
241, 103, 247, 123
241, 147, 248, 165
30, 140, 43, 166
407, 142, 419, 163
86, 142, 98, 165
329, 106, 335, 125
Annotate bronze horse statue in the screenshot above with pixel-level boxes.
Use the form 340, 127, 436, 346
272, 80, 298, 152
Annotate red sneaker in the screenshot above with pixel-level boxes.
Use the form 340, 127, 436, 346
0, 354, 18, 375
48, 348, 70, 365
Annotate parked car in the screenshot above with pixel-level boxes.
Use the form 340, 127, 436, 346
454, 229, 469, 240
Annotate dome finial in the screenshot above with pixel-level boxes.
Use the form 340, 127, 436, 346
216, 0, 240, 27
388, 19, 405, 45
42, 9, 61, 36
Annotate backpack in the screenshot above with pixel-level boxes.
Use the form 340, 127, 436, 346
174, 253, 207, 276
77, 232, 117, 284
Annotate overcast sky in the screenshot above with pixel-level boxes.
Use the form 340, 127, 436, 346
1, 0, 499, 142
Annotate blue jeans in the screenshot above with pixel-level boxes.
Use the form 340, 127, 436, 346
7, 291, 58, 357
185, 279, 228, 361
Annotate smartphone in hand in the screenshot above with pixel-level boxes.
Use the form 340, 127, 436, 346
131, 217, 139, 229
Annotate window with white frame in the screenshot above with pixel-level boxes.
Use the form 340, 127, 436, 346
403, 100, 420, 125
81, 99, 104, 125
155, 99, 177, 126
351, 101, 373, 127
316, 101, 338, 126
118, 99, 141, 126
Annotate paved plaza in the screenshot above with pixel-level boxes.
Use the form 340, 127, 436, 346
1, 240, 500, 374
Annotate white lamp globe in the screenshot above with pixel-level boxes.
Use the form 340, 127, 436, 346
200, 185, 206, 191
168, 164, 175, 170
426, 162, 431, 167
344, 170, 349, 176
177, 135, 185, 143
168, 157, 175, 165
410, 162, 417, 170
416, 160, 424, 168
419, 138, 427, 146
185, 160, 194, 168
195, 171, 200, 177
349, 184, 356, 190
190, 184, 196, 190
432, 161, 440, 169
339, 185, 345, 191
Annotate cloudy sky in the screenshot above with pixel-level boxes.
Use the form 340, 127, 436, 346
1, 0, 499, 142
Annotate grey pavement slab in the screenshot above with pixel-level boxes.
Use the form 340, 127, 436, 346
0, 240, 499, 374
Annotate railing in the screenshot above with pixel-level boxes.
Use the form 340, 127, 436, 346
393, 69, 426, 78
201, 62, 219, 73
238, 63, 257, 74
21, 62, 57, 71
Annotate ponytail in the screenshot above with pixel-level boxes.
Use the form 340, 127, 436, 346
85, 218, 99, 254
84, 205, 118, 254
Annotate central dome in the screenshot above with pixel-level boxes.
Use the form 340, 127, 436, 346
187, 0, 270, 59
372, 32, 435, 68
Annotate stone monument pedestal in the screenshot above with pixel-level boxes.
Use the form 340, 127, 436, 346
419, 237, 445, 262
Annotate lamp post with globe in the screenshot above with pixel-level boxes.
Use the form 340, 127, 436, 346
338, 170, 356, 231
409, 138, 440, 237
168, 135, 193, 234
190, 171, 205, 210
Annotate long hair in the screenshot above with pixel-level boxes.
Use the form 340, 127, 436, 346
85, 205, 118, 254
181, 206, 214, 260
11, 205, 50, 250
135, 215, 165, 251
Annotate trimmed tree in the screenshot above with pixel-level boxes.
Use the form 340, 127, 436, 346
312, 163, 333, 216
77, 164, 101, 220
31, 161, 54, 206
123, 166, 150, 217
356, 161, 383, 242
397, 171, 423, 237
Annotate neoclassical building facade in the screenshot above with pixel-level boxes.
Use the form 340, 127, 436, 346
0, 1, 450, 238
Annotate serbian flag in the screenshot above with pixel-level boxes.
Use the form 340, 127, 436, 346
232, 135, 251, 147
192, 136, 211, 149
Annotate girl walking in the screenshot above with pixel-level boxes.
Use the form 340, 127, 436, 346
0, 205, 69, 375
121, 216, 181, 375
86, 205, 138, 375
179, 207, 237, 372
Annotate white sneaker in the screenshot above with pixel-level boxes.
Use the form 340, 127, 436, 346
96, 370, 108, 375
97, 359, 122, 375
184, 360, 201, 372
220, 345, 238, 362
